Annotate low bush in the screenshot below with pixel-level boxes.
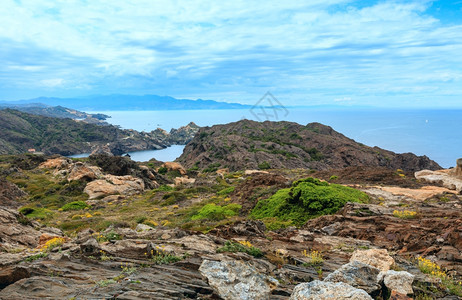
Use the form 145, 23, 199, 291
217, 240, 263, 258
251, 177, 368, 226
61, 201, 89, 211
191, 203, 241, 221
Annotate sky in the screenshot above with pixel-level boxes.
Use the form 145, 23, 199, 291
1, 0, 462, 107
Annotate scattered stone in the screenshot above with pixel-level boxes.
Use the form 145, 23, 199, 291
350, 249, 395, 272
135, 223, 154, 232
324, 260, 381, 294
290, 280, 373, 300
199, 259, 278, 300
378, 270, 414, 295
290, 230, 314, 243
79, 238, 100, 256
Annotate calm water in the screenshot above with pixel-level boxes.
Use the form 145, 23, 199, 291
88, 108, 461, 168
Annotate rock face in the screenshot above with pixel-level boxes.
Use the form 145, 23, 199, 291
290, 281, 373, 300
199, 259, 278, 300
0, 207, 62, 249
415, 169, 462, 193
84, 175, 145, 199
178, 120, 441, 172
0, 179, 26, 208
453, 158, 462, 176
161, 162, 187, 175
378, 270, 414, 295
349, 249, 395, 272
324, 261, 381, 294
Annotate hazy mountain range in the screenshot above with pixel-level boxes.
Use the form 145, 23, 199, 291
0, 95, 252, 111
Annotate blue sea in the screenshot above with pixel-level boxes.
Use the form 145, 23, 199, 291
88, 108, 461, 168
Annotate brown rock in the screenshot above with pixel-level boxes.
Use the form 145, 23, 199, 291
389, 290, 413, 300
38, 157, 71, 170
0, 266, 30, 289
68, 162, 102, 181
83, 175, 144, 199
161, 162, 187, 175
174, 177, 195, 186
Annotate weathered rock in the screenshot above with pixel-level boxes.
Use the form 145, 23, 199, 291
90, 144, 114, 156
135, 223, 154, 232
350, 249, 395, 272
0, 179, 26, 208
378, 270, 414, 295
174, 177, 196, 186
415, 169, 462, 193
290, 230, 314, 243
161, 162, 187, 175
0, 207, 43, 247
67, 162, 102, 181
84, 174, 144, 199
199, 259, 278, 300
324, 260, 381, 294
450, 158, 462, 177
38, 157, 71, 170
0, 266, 30, 289
290, 280, 373, 300
80, 238, 100, 256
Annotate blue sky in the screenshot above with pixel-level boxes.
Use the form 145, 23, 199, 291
1, 0, 462, 107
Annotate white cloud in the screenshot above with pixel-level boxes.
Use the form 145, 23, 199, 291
0, 0, 461, 106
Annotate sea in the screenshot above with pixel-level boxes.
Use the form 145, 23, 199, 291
86, 108, 461, 168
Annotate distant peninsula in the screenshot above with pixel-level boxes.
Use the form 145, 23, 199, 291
0, 94, 251, 111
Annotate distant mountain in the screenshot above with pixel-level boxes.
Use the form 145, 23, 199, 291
0, 103, 110, 124
0, 94, 252, 111
177, 119, 441, 172
0, 109, 199, 156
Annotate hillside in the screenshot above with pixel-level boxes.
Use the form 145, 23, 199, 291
0, 103, 109, 124
0, 109, 198, 156
177, 119, 441, 172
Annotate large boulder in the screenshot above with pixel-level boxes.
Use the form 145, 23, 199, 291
290, 281, 372, 300
84, 175, 144, 199
324, 261, 381, 294
415, 169, 462, 193
67, 162, 102, 181
199, 259, 278, 300
378, 270, 414, 296
349, 249, 395, 272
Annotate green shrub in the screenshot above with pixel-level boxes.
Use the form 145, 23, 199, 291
61, 201, 89, 211
258, 161, 271, 170
158, 167, 168, 175
217, 186, 235, 196
251, 177, 368, 226
217, 241, 263, 258
135, 216, 147, 224
191, 203, 241, 221
19, 206, 55, 220
157, 185, 174, 192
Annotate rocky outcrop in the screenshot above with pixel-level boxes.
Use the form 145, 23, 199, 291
0, 207, 63, 249
415, 169, 462, 193
178, 120, 441, 172
161, 162, 187, 175
0, 179, 26, 208
67, 162, 103, 181
150, 122, 200, 145
199, 259, 278, 300
290, 281, 373, 300
84, 175, 145, 199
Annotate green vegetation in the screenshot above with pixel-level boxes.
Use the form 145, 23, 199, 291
217, 186, 235, 196
191, 203, 241, 221
19, 206, 55, 220
24, 252, 49, 262
217, 240, 263, 257
251, 177, 368, 226
258, 161, 271, 170
61, 201, 89, 211
97, 231, 122, 242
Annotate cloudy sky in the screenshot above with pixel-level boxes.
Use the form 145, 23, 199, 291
1, 0, 462, 107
